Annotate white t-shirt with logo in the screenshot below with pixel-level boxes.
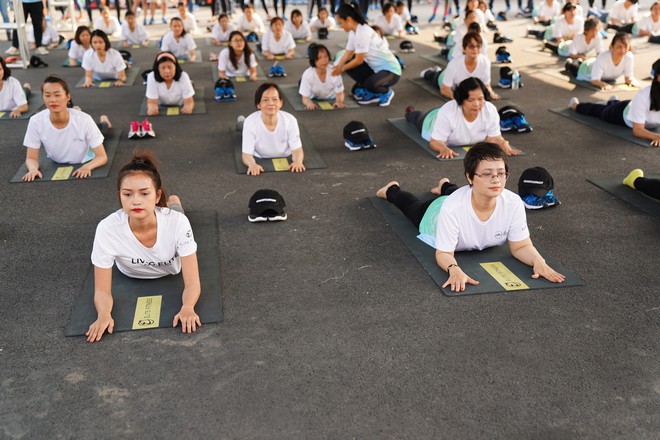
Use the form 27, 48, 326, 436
94, 16, 121, 36
590, 50, 634, 81
442, 53, 491, 89
146, 71, 195, 106
624, 86, 660, 129
261, 30, 296, 54
552, 15, 584, 40
430, 100, 501, 146
608, 0, 638, 24
81, 48, 126, 80
346, 23, 401, 75
217, 48, 257, 76
23, 108, 104, 164
242, 110, 302, 158
434, 186, 530, 252
160, 32, 197, 58
68, 40, 92, 62
374, 14, 403, 36
120, 22, 149, 45
0, 76, 27, 111
568, 33, 605, 56
211, 23, 235, 42
285, 20, 311, 39
92, 208, 197, 279
299, 65, 344, 100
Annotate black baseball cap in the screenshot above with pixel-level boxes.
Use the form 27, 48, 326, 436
318, 27, 329, 39
343, 121, 376, 151
562, 2, 576, 12
518, 167, 554, 197
248, 189, 287, 222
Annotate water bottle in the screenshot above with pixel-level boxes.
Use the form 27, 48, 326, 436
512, 70, 520, 90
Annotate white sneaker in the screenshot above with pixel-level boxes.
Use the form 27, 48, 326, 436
4, 46, 19, 55
568, 97, 579, 110
35, 46, 49, 55
236, 115, 245, 132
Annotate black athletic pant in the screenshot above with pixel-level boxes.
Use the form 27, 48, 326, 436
272, 0, 285, 17
308, 0, 322, 18
346, 62, 400, 94
607, 22, 634, 33
405, 108, 431, 133
575, 100, 630, 127
635, 177, 660, 201
115, 0, 132, 21
12, 1, 43, 48
386, 183, 459, 228
588, 0, 607, 9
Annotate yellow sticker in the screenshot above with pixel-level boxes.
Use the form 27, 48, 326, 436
236, 76, 247, 82
132, 295, 162, 330
98, 81, 112, 88
272, 158, 289, 171
52, 166, 74, 180
0, 112, 5, 118
386, 35, 395, 39
317, 101, 333, 110
275, 55, 285, 60
480, 262, 529, 291
131, 44, 140, 49
166, 107, 180, 116
615, 84, 638, 91
177, 59, 184, 64
462, 146, 472, 151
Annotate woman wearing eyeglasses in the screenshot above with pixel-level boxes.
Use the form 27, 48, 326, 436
376, 142, 566, 293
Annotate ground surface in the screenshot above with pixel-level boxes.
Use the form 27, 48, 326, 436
1, 1, 659, 439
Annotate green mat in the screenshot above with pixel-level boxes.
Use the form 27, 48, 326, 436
232, 126, 327, 173
279, 83, 359, 111
10, 131, 120, 183
541, 69, 650, 92
64, 210, 223, 336
369, 195, 584, 296
0, 92, 44, 120
587, 175, 660, 218
75, 67, 140, 88
138, 87, 206, 116
211, 64, 266, 82
549, 107, 658, 148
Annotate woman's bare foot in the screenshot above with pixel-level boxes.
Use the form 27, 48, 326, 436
99, 115, 112, 128
376, 181, 399, 199
431, 178, 450, 195
168, 195, 182, 208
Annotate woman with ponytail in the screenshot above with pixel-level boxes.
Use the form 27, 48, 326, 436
87, 151, 201, 342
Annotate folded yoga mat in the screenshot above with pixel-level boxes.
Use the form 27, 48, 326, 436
407, 77, 446, 100
541, 69, 650, 92
369, 195, 583, 296
210, 64, 266, 82
10, 130, 120, 183
549, 107, 658, 148
138, 87, 207, 116
75, 67, 140, 88
232, 126, 327, 173
0, 93, 44, 120
588, 175, 660, 218
279, 84, 359, 111
64, 210, 223, 336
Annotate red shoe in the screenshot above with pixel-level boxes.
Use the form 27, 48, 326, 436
141, 118, 155, 138
128, 121, 141, 139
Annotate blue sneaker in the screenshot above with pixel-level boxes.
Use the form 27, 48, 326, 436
149, 17, 155, 25
379, 89, 395, 107
542, 190, 560, 207
357, 89, 381, 105
352, 86, 367, 100
214, 87, 226, 102
224, 87, 237, 101
521, 193, 546, 209
511, 114, 533, 133
498, 78, 512, 88
500, 117, 515, 131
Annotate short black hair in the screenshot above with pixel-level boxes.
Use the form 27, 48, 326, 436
610, 31, 630, 48
254, 82, 283, 107
583, 16, 600, 32
125, 10, 135, 18
0, 56, 10, 80
462, 30, 482, 49
90, 29, 112, 51
270, 16, 284, 26
650, 58, 660, 112
463, 142, 509, 181
74, 25, 91, 45
308, 43, 331, 67
382, 2, 395, 13
152, 51, 183, 82
291, 8, 303, 18
454, 77, 491, 104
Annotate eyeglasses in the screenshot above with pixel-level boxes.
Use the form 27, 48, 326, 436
473, 172, 509, 180
466, 44, 481, 49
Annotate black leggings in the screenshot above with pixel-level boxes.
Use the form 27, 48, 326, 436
386, 183, 459, 228
635, 177, 660, 201
575, 100, 630, 127
405, 108, 431, 133
308, 0, 321, 18
13, 1, 43, 48
273, 0, 286, 17
346, 62, 400, 94
588, 0, 607, 9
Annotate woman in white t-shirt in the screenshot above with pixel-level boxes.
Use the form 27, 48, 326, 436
29, 17, 62, 50
299, 44, 345, 110
237, 4, 266, 35
81, 30, 127, 87
309, 8, 336, 31
217, 31, 258, 81
285, 9, 312, 41
94, 7, 121, 37
607, 0, 638, 33
375, 142, 565, 293
563, 17, 604, 59
586, 32, 636, 89
550, 3, 584, 42
533, 0, 561, 26
405, 77, 518, 159
22, 76, 110, 181
210, 13, 235, 45
569, 58, 660, 147
146, 52, 195, 115
68, 26, 92, 66
87, 151, 202, 342
120, 11, 149, 47
240, 83, 305, 176
262, 17, 296, 59
634, 2, 660, 37
374, 3, 405, 38
161, 17, 197, 61
0, 56, 30, 118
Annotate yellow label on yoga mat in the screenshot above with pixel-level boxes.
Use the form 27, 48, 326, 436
275, 55, 285, 60
167, 107, 180, 116
131, 44, 140, 49
98, 81, 112, 88
615, 84, 638, 91
0, 112, 5, 118
272, 158, 289, 171
132, 295, 162, 330
177, 59, 184, 64
480, 261, 529, 291
236, 76, 247, 82
462, 146, 472, 151
52, 166, 74, 180
317, 101, 333, 110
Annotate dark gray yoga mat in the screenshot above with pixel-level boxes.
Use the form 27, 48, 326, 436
420, 53, 448, 66
75, 67, 140, 88
0, 92, 44, 120
541, 69, 650, 92
549, 107, 658, 148
407, 77, 446, 100
10, 131, 120, 183
176, 49, 203, 64
64, 210, 223, 336
254, 46, 307, 61
232, 126, 327, 173
138, 87, 207, 116
588, 175, 660, 218
211, 64, 266, 82
369, 195, 583, 296
205, 37, 228, 47
279, 84, 359, 111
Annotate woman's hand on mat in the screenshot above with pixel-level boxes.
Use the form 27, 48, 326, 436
304, 101, 318, 110
249, 72, 258, 81
436, 145, 459, 160
113, 79, 125, 87
289, 161, 305, 173
181, 103, 194, 114
22, 169, 42, 182
10, 108, 22, 118
333, 101, 346, 109
147, 104, 159, 116
500, 142, 521, 156
266, 54, 275, 60
247, 163, 265, 176
86, 314, 114, 342
82, 80, 94, 88
651, 137, 660, 147
490, 92, 501, 101
442, 268, 479, 292
173, 306, 201, 333
531, 260, 565, 283
73, 165, 93, 179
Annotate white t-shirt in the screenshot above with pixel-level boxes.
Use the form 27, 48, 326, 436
94, 16, 121, 36
28, 24, 59, 45
637, 14, 660, 35
624, 86, 660, 129
160, 31, 197, 58
261, 30, 296, 54
237, 14, 265, 33
346, 23, 401, 75
91, 208, 197, 279
146, 71, 195, 106
217, 48, 257, 76
120, 21, 149, 45
568, 33, 605, 56
442, 53, 491, 89
299, 65, 344, 100
430, 100, 501, 146
309, 16, 336, 30
591, 50, 634, 81
68, 40, 92, 62
0, 77, 27, 111
397, 7, 412, 23
434, 186, 529, 252
285, 20, 311, 39
537, 0, 561, 19
242, 110, 303, 158
211, 22, 235, 42
552, 15, 584, 40
175, 12, 198, 33
608, 0, 638, 24
23, 108, 104, 164
374, 14, 403, 36
81, 48, 127, 80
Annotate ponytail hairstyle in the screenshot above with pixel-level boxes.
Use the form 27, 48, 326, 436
41, 75, 74, 108
335, 3, 368, 25
610, 31, 630, 50
117, 150, 168, 207
651, 58, 660, 112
